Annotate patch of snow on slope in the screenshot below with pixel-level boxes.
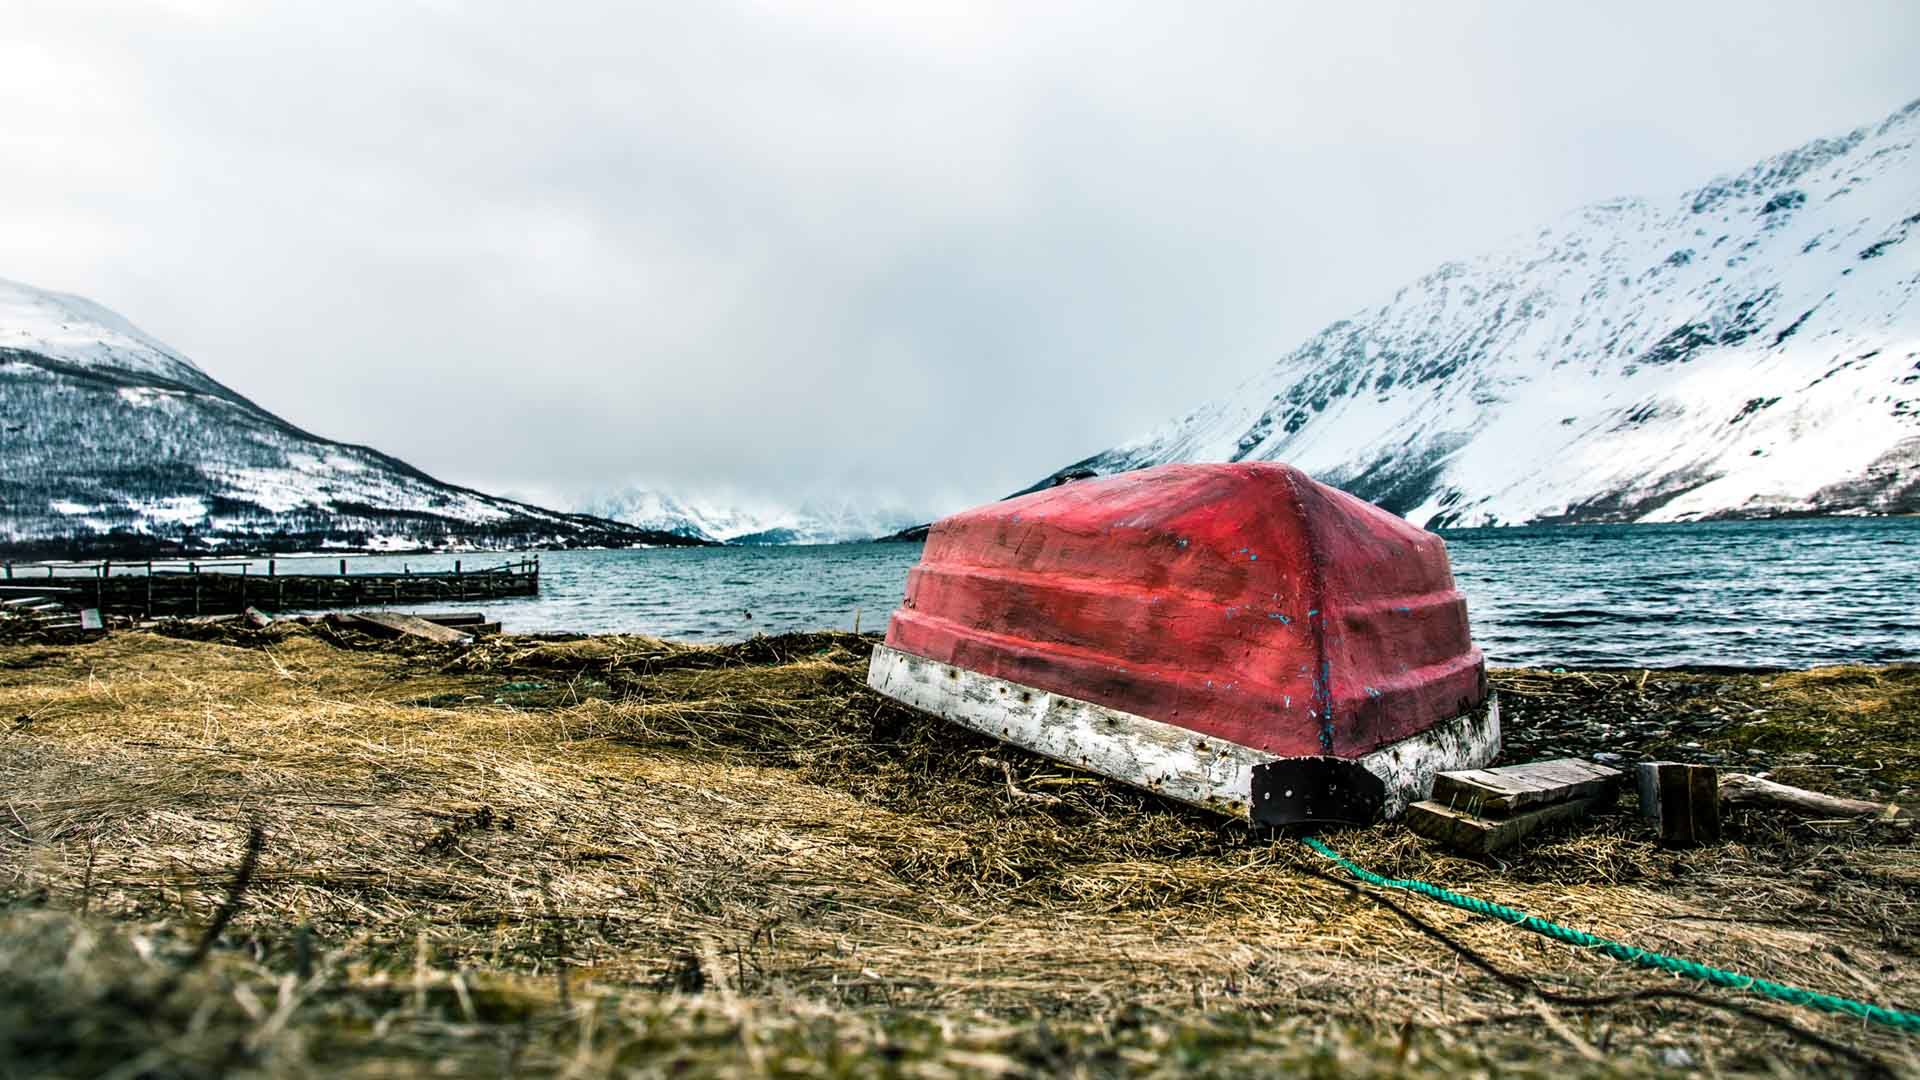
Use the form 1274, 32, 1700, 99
128, 496, 210, 526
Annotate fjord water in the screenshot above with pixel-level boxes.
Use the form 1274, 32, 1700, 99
292, 517, 1914, 668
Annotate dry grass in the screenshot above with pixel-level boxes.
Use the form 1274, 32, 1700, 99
1, 627, 1916, 1077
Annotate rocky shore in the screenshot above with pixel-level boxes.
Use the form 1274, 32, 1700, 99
1, 627, 1914, 1077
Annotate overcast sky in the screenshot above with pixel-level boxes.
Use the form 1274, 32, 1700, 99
5, 2, 1917, 515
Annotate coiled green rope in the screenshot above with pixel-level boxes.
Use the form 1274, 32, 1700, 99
1303, 836, 1920, 1034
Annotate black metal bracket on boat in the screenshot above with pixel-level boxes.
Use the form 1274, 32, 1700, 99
1249, 757, 1387, 826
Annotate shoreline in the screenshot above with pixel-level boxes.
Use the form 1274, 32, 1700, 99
2, 625, 1915, 1075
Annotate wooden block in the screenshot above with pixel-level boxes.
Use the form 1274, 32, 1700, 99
79, 609, 103, 631
1406, 795, 1602, 855
1431, 757, 1623, 817
347, 611, 474, 645
243, 606, 275, 629
1637, 762, 1720, 847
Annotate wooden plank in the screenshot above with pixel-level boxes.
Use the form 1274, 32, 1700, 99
0, 597, 56, 609
1406, 795, 1602, 855
409, 612, 489, 627
1431, 758, 1622, 816
79, 609, 103, 631
347, 611, 474, 645
0, 584, 80, 597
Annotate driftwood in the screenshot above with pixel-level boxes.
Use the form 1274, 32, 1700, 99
1720, 773, 1911, 821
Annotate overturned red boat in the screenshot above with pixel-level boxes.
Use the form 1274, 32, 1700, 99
868, 463, 1497, 824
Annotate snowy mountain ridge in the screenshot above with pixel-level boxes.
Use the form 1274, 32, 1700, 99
1029, 97, 1920, 526
582, 487, 926, 545
0, 278, 700, 553
0, 277, 220, 391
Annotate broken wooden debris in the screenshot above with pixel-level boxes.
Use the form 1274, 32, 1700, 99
1720, 772, 1911, 821
1431, 757, 1622, 816
1637, 761, 1721, 847
79, 609, 103, 631
1406, 795, 1603, 855
337, 611, 474, 645
1406, 757, 1623, 854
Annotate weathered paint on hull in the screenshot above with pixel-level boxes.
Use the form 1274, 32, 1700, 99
884, 463, 1487, 762
871, 463, 1497, 821
868, 643, 1499, 821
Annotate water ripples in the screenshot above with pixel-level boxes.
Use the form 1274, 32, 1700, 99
311, 517, 1916, 669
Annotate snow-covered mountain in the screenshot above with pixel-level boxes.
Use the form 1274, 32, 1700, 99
1028, 98, 1920, 527
0, 277, 702, 554
583, 487, 926, 545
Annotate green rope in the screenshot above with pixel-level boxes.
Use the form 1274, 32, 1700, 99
1302, 836, 1920, 1035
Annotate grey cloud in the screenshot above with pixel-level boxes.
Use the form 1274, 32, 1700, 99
4, 0, 1917, 515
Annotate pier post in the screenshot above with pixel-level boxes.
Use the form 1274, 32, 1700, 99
269, 559, 276, 578
340, 559, 347, 576
4, 561, 10, 580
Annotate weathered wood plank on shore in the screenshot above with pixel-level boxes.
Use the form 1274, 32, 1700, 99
341, 611, 475, 645
1431, 758, 1622, 816
409, 612, 490, 626
1405, 795, 1603, 854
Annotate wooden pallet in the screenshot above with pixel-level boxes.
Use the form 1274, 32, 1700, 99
1407, 758, 1624, 855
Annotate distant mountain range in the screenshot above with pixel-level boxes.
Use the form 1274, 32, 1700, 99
580, 487, 926, 545
1026, 97, 1920, 526
0, 277, 703, 556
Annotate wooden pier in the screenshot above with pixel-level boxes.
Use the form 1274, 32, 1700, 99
0, 556, 540, 619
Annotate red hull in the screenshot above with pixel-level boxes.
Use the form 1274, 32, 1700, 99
883, 463, 1487, 759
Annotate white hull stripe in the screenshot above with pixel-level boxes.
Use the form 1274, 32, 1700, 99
867, 643, 1499, 820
